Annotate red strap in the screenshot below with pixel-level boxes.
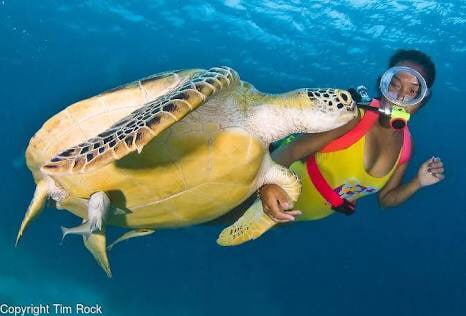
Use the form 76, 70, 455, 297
320, 99, 380, 153
307, 99, 381, 209
306, 155, 344, 208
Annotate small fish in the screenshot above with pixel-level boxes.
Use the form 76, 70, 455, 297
61, 220, 92, 243
107, 229, 155, 251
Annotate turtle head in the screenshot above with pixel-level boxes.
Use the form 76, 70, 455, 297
294, 88, 358, 133
245, 87, 358, 144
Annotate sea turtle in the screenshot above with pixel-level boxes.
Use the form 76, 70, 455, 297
17, 66, 357, 277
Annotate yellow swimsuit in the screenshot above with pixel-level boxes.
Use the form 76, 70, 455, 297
290, 107, 411, 221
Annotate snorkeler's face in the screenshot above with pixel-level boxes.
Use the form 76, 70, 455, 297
387, 70, 420, 102
383, 61, 429, 115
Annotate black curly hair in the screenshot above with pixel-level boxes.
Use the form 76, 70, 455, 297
388, 49, 436, 88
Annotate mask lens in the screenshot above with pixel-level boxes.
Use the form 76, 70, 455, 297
380, 66, 428, 107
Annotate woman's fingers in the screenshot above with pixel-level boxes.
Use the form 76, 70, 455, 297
285, 210, 303, 217
276, 191, 291, 210
432, 173, 445, 181
271, 210, 295, 222
278, 200, 290, 210
428, 157, 445, 180
270, 217, 293, 223
262, 199, 293, 221
428, 156, 443, 168
263, 198, 280, 216
427, 155, 444, 176
264, 203, 300, 222
269, 208, 302, 222
428, 162, 443, 169
418, 156, 445, 187
429, 167, 444, 174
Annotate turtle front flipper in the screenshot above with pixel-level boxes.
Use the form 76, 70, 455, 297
217, 157, 302, 246
16, 180, 48, 246
217, 199, 275, 246
41, 66, 240, 175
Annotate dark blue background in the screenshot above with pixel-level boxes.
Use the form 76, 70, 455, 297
1, 1, 465, 315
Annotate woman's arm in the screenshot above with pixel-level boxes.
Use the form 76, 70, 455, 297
260, 118, 360, 222
378, 163, 417, 207
378, 157, 445, 208
272, 117, 360, 167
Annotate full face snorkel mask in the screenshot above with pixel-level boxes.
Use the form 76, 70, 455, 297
378, 66, 429, 129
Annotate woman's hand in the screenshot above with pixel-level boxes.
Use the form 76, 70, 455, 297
258, 184, 302, 223
417, 156, 445, 187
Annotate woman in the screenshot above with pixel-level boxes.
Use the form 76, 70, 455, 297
259, 49, 445, 223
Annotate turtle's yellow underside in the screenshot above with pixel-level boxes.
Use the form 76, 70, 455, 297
57, 126, 265, 228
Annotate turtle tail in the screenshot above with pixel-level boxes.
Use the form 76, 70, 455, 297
16, 180, 49, 246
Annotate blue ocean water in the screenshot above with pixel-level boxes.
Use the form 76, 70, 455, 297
1, 1, 466, 315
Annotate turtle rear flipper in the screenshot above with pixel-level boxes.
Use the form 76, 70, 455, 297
63, 192, 112, 277
83, 223, 112, 278
41, 67, 239, 175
